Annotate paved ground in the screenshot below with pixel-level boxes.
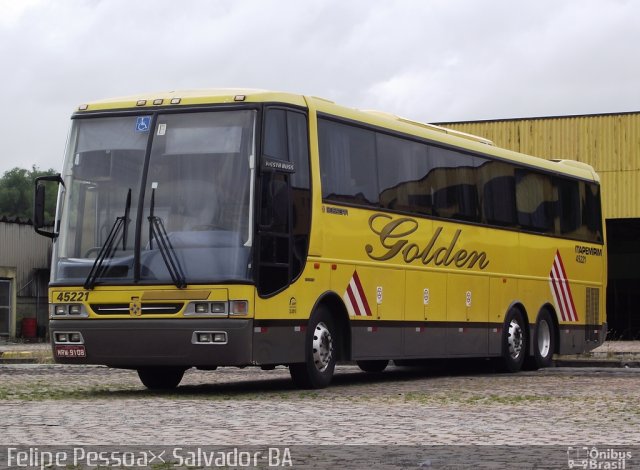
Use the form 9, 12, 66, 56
1, 362, 639, 447
2, 340, 640, 467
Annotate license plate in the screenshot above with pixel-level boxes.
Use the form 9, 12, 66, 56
55, 345, 86, 358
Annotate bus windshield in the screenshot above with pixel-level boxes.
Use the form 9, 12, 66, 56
53, 110, 257, 286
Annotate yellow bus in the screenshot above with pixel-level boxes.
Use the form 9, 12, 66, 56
34, 89, 606, 389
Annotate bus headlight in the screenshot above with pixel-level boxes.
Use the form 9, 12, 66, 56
194, 303, 209, 314
210, 302, 226, 314
69, 305, 83, 315
52, 304, 88, 317
185, 300, 249, 316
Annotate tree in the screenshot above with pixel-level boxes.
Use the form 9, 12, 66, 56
0, 165, 59, 222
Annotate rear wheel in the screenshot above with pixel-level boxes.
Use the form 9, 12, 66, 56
500, 308, 528, 372
290, 306, 336, 389
357, 360, 389, 373
137, 367, 185, 390
527, 310, 556, 370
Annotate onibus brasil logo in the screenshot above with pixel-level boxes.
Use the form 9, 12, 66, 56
567, 446, 632, 469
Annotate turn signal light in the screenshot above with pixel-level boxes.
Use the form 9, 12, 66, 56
230, 300, 248, 315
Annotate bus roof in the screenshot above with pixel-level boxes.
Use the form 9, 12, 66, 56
76, 89, 600, 183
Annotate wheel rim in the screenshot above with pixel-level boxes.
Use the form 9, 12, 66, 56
507, 318, 524, 360
537, 319, 551, 358
312, 321, 333, 372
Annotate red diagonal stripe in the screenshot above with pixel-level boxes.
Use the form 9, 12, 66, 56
555, 251, 578, 321
346, 283, 361, 316
352, 271, 372, 317
551, 261, 569, 321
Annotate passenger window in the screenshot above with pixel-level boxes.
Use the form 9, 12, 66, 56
377, 133, 432, 214
319, 119, 378, 206
428, 147, 480, 222
583, 183, 603, 242
479, 161, 516, 227
516, 171, 555, 232
556, 178, 581, 235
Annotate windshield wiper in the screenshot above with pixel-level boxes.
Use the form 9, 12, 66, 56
148, 187, 187, 288
84, 189, 132, 290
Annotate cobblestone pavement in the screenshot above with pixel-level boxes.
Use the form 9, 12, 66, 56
1, 363, 639, 447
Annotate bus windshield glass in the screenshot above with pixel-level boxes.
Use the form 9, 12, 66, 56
53, 110, 257, 286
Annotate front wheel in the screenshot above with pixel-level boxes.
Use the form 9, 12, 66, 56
290, 307, 337, 389
500, 308, 528, 372
137, 367, 185, 390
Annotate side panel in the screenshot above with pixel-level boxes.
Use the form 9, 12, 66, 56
404, 270, 447, 357
446, 273, 489, 356
331, 264, 404, 360
253, 261, 331, 364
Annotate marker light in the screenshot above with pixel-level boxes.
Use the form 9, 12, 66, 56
210, 302, 226, 314
170, 98, 181, 104
136, 100, 147, 106
234, 95, 246, 102
195, 303, 209, 314
193, 331, 227, 344
197, 333, 212, 343
55, 305, 67, 315
213, 333, 227, 343
69, 305, 82, 315
78, 104, 89, 111
230, 300, 248, 315
153, 99, 163, 105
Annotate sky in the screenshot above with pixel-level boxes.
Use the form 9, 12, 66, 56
1, 0, 639, 174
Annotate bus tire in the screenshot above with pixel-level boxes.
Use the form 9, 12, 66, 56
500, 308, 528, 373
137, 367, 185, 390
528, 310, 556, 369
289, 306, 336, 389
357, 360, 389, 373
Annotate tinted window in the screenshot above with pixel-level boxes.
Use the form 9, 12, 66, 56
317, 116, 602, 243
556, 177, 581, 234
516, 170, 555, 232
264, 109, 287, 160
377, 133, 432, 214
555, 178, 603, 243
429, 147, 481, 222
479, 161, 516, 226
319, 119, 378, 206
583, 183, 603, 242
258, 108, 312, 296
288, 111, 310, 190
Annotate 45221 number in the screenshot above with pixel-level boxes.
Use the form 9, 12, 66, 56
55, 291, 90, 302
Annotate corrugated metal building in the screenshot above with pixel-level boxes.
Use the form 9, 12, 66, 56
438, 112, 640, 338
0, 218, 51, 338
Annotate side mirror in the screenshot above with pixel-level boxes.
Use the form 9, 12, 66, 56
33, 174, 64, 238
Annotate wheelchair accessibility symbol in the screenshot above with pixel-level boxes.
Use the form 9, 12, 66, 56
135, 116, 151, 132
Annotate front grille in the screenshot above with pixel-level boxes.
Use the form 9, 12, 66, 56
90, 303, 183, 315
585, 287, 600, 342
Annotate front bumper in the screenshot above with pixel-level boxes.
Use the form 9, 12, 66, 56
50, 318, 253, 367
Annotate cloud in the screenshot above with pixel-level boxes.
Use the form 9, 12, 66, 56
0, 0, 639, 173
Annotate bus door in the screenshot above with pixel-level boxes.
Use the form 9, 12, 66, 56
253, 107, 312, 365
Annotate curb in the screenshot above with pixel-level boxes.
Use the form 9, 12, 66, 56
0, 350, 53, 364
554, 356, 640, 368
0, 351, 40, 364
